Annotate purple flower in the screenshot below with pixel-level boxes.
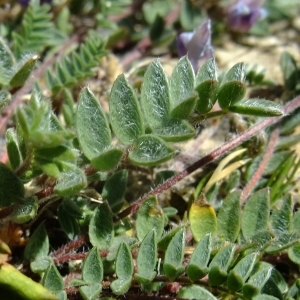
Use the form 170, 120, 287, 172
177, 20, 214, 73
19, 0, 52, 6
226, 0, 267, 32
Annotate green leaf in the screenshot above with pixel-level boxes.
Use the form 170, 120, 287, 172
106, 235, 137, 262
154, 119, 195, 142
76, 87, 111, 160
242, 263, 273, 299
187, 233, 212, 281
178, 285, 217, 300
149, 14, 165, 41
228, 99, 284, 116
247, 230, 275, 251
24, 224, 49, 261
218, 63, 246, 110
271, 194, 292, 233
217, 191, 241, 242
6, 128, 22, 170
195, 58, 219, 114
110, 243, 133, 295
279, 107, 300, 134
0, 163, 24, 207
30, 257, 52, 274
89, 202, 114, 249
54, 167, 87, 197
241, 188, 270, 240
110, 74, 144, 144
79, 283, 102, 300
9, 54, 39, 88
29, 131, 73, 149
266, 231, 300, 254
102, 170, 127, 213
170, 96, 197, 119
140, 60, 170, 127
115, 243, 133, 279
280, 51, 298, 90
253, 295, 281, 300
227, 253, 258, 292
0, 90, 11, 112
163, 228, 185, 281
10, 196, 38, 224
208, 243, 235, 286
189, 194, 217, 242
169, 56, 196, 119
136, 196, 164, 241
90, 148, 123, 171
135, 230, 157, 284
0, 37, 15, 85
82, 247, 103, 284
43, 264, 64, 293
57, 205, 80, 240
129, 134, 173, 166
288, 242, 300, 265
158, 226, 185, 251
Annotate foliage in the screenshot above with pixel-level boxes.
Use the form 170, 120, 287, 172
0, 0, 299, 299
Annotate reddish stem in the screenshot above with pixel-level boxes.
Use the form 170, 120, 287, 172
240, 127, 279, 204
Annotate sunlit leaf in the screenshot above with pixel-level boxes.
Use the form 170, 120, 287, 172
189, 194, 217, 242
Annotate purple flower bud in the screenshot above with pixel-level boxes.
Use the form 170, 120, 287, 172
177, 20, 214, 73
226, 0, 267, 32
